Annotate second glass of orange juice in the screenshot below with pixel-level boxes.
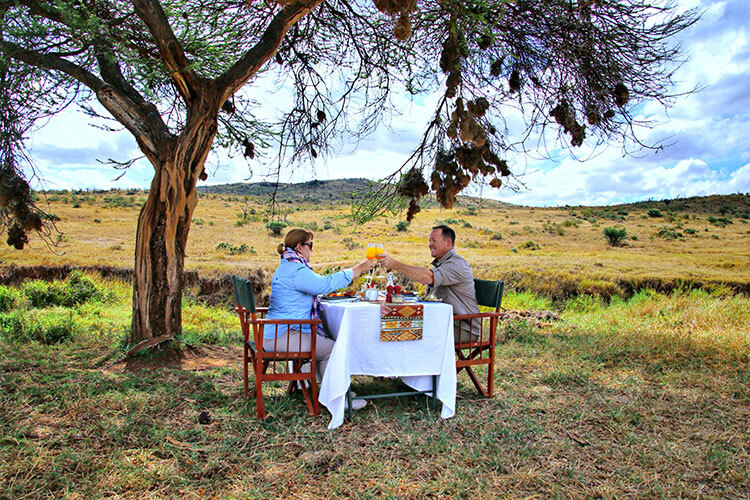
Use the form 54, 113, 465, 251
366, 242, 383, 260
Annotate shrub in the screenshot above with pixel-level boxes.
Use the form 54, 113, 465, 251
22, 280, 70, 308
0, 286, 21, 312
216, 242, 255, 255
647, 208, 663, 218
20, 272, 101, 308
654, 226, 683, 240
490, 232, 503, 240
0, 311, 75, 344
342, 237, 361, 250
603, 227, 628, 246
67, 271, 100, 305
522, 240, 540, 250
562, 219, 578, 228
543, 222, 565, 236
395, 220, 409, 232
266, 221, 288, 235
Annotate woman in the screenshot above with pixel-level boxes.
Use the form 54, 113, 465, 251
266, 228, 374, 385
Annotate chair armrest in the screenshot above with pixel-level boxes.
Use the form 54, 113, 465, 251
453, 312, 504, 320
251, 318, 323, 326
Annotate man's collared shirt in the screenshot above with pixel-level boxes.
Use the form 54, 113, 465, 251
428, 248, 479, 318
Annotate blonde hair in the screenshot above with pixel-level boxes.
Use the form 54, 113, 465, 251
277, 228, 314, 254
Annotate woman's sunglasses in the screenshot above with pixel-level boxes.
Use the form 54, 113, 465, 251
301, 242, 313, 249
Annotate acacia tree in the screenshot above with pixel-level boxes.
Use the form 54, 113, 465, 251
0, 0, 697, 352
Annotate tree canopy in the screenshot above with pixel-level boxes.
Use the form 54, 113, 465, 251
0, 0, 699, 348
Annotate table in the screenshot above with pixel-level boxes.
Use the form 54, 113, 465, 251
318, 300, 457, 429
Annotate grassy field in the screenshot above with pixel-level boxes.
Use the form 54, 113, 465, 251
1, 190, 749, 498
0, 273, 748, 498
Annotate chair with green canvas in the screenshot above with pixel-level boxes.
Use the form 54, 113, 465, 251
453, 279, 504, 398
232, 275, 320, 419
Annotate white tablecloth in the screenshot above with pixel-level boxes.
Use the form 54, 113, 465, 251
318, 301, 457, 429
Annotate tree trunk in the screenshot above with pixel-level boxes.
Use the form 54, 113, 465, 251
128, 107, 218, 354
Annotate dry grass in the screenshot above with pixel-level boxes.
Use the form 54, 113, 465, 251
5, 191, 750, 300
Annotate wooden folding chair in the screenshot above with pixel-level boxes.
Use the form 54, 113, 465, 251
453, 279, 504, 398
232, 275, 320, 419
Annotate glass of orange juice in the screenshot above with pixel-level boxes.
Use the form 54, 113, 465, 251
366, 242, 384, 260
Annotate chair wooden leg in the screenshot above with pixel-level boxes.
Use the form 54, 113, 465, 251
255, 359, 266, 419
487, 350, 495, 398
465, 366, 490, 398
243, 345, 250, 398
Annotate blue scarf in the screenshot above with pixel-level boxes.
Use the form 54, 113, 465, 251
281, 247, 322, 324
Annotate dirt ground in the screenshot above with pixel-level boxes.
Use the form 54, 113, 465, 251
105, 344, 243, 373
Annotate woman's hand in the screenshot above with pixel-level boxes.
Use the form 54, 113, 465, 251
351, 258, 376, 278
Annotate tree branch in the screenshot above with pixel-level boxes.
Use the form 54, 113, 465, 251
216, 0, 325, 103
1, 39, 166, 157
131, 0, 200, 103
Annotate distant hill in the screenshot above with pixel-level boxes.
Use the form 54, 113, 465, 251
196, 178, 514, 209
197, 178, 374, 203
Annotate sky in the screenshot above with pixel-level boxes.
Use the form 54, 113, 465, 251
26, 0, 750, 207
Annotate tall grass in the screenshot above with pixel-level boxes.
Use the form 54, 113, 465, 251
563, 289, 750, 363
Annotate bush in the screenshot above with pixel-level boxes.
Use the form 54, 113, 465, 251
395, 220, 409, 232
21, 271, 102, 308
543, 222, 565, 236
603, 227, 628, 246
342, 237, 361, 250
654, 226, 683, 240
490, 232, 503, 240
266, 221, 288, 235
0, 286, 21, 312
22, 280, 70, 308
522, 240, 540, 250
647, 208, 663, 218
0, 311, 75, 344
216, 242, 255, 255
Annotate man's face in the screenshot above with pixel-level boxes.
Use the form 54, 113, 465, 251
428, 229, 452, 260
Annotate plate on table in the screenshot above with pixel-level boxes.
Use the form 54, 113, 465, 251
420, 295, 443, 302
321, 292, 357, 301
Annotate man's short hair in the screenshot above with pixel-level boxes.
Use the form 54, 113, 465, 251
432, 225, 455, 245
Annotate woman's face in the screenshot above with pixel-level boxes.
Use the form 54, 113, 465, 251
296, 238, 313, 260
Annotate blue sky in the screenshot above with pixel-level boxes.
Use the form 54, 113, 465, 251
28, 0, 750, 207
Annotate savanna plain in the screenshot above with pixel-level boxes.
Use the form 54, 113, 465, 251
1, 188, 749, 499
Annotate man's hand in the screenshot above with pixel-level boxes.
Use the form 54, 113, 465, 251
377, 253, 434, 285
379, 253, 398, 269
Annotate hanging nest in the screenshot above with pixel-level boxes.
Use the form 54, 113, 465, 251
394, 12, 412, 40
406, 199, 421, 222
584, 104, 601, 126
490, 59, 503, 77
489, 177, 502, 188
477, 34, 493, 50
445, 71, 460, 97
509, 69, 521, 93
481, 146, 510, 176
550, 100, 586, 147
459, 115, 486, 146
374, 0, 416, 16
7, 223, 27, 250
614, 83, 629, 107
467, 97, 489, 118
397, 167, 429, 199
603, 109, 615, 119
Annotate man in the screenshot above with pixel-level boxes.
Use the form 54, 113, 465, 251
379, 225, 480, 342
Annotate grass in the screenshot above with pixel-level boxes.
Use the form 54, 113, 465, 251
5, 191, 750, 301
1, 276, 748, 498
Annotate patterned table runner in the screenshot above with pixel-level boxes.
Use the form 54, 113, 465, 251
380, 304, 424, 341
